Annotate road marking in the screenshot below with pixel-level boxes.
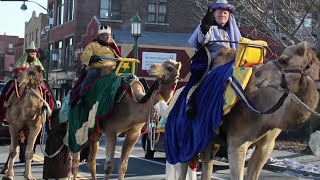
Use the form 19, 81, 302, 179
98, 146, 226, 180
98, 146, 166, 166
33, 154, 87, 179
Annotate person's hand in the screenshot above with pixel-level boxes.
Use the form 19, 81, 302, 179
89, 55, 101, 65
200, 6, 213, 35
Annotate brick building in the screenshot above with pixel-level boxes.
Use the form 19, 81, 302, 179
0, 34, 24, 81
25, 11, 48, 64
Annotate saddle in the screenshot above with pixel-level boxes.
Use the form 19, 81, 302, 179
130, 80, 146, 102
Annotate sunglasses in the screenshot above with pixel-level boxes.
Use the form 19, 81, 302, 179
27, 50, 37, 53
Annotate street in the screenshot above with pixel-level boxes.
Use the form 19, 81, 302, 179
0, 136, 313, 180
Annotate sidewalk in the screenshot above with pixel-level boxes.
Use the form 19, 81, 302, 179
264, 149, 320, 179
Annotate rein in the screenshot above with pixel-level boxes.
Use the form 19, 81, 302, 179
230, 59, 316, 115
147, 74, 180, 150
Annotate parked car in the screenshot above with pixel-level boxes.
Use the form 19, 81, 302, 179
0, 82, 10, 144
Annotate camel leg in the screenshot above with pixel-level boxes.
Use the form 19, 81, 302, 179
4, 125, 19, 180
103, 132, 117, 180
228, 141, 249, 180
246, 129, 281, 180
24, 126, 42, 180
87, 133, 101, 180
118, 125, 143, 180
72, 152, 80, 180
0, 154, 10, 174
201, 142, 220, 180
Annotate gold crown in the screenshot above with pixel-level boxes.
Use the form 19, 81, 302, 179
98, 25, 111, 35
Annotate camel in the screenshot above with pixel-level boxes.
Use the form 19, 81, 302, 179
178, 41, 320, 180
3, 65, 51, 180
71, 59, 182, 180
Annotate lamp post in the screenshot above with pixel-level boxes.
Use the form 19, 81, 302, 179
131, 14, 142, 75
21, 1, 53, 81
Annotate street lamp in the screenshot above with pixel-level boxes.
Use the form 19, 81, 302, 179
131, 14, 142, 75
20, 1, 53, 81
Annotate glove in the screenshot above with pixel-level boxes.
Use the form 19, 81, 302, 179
200, 6, 213, 35
89, 55, 101, 65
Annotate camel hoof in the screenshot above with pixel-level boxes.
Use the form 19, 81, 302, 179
2, 176, 13, 180
0, 166, 8, 174
24, 175, 36, 180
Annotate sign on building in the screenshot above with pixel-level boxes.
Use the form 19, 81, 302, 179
142, 52, 176, 70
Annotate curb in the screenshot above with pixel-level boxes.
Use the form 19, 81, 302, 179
264, 163, 320, 179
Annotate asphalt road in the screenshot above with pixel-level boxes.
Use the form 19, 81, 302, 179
0, 136, 314, 180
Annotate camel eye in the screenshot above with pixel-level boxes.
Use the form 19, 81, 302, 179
278, 57, 289, 64
167, 66, 174, 72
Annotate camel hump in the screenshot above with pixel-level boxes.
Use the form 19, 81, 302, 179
130, 80, 146, 102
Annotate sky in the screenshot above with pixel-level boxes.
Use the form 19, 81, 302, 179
0, 0, 47, 38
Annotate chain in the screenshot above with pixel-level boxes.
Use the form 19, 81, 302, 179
288, 89, 320, 117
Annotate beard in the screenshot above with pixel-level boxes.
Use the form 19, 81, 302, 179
27, 55, 35, 63
98, 38, 109, 46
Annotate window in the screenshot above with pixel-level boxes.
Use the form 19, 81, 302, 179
49, 3, 55, 27
57, 0, 64, 25
8, 44, 13, 53
51, 41, 63, 69
147, 1, 167, 23
64, 37, 73, 68
25, 34, 28, 48
147, 3, 156, 22
35, 29, 39, 44
68, 0, 74, 21
158, 3, 167, 23
100, 0, 121, 20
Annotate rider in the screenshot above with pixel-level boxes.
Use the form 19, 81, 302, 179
77, 25, 121, 104
186, 0, 241, 116
0, 41, 54, 122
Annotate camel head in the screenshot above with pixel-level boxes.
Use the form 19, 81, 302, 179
148, 59, 182, 84
253, 41, 320, 92
19, 65, 44, 88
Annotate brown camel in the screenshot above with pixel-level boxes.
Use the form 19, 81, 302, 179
3, 65, 51, 180
71, 60, 182, 180
178, 41, 320, 180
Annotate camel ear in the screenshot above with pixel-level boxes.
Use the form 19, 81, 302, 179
175, 62, 182, 71
296, 41, 308, 57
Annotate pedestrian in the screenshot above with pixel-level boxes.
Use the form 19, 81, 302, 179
43, 106, 71, 180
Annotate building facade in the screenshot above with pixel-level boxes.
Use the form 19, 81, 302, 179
0, 34, 24, 81
46, 0, 204, 100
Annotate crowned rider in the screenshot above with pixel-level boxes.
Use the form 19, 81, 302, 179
77, 25, 121, 104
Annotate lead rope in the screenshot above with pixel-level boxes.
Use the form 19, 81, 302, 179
39, 109, 65, 158
288, 89, 320, 117
147, 90, 161, 150
29, 87, 64, 158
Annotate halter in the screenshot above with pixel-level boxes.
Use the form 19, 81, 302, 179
271, 58, 320, 117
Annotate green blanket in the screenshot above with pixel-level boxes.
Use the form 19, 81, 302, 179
68, 72, 133, 153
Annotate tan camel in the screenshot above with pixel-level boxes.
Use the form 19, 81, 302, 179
178, 41, 320, 180
3, 65, 51, 180
71, 60, 182, 180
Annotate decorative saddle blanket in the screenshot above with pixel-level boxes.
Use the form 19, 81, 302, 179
67, 73, 159, 153
157, 66, 252, 132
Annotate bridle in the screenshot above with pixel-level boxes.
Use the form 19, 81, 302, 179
271, 58, 320, 117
